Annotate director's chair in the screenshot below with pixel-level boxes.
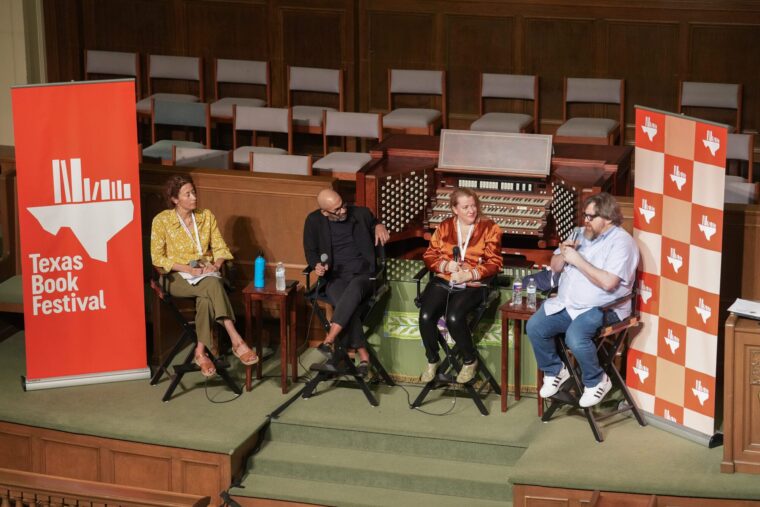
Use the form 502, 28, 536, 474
298, 248, 395, 407
411, 267, 502, 416
541, 289, 647, 442
148, 266, 242, 402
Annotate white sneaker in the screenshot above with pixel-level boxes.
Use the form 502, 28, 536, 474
539, 366, 570, 398
456, 360, 478, 384
579, 375, 612, 408
420, 362, 439, 383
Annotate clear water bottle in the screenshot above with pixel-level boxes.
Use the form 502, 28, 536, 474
275, 262, 286, 291
511, 279, 522, 306
526, 277, 537, 309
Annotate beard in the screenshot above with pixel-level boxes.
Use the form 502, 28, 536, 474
328, 213, 348, 222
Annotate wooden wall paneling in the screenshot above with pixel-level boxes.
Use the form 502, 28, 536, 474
606, 20, 680, 143
0, 421, 241, 501
445, 14, 515, 129
523, 17, 597, 132
42, 0, 83, 83
688, 23, 760, 132
185, 0, 270, 103
365, 11, 437, 112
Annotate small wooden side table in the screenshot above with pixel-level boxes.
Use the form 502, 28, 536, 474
499, 299, 543, 414
242, 280, 298, 393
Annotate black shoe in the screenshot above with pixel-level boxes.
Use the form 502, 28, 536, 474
317, 342, 334, 361
356, 361, 369, 379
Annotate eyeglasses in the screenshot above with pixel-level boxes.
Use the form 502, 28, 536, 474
583, 213, 600, 222
323, 203, 347, 217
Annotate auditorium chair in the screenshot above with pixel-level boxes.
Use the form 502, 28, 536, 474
249, 153, 312, 176
232, 105, 293, 166
383, 69, 447, 135
210, 58, 270, 123
727, 132, 754, 183
678, 81, 742, 133
148, 266, 242, 402
554, 78, 624, 145
287, 66, 344, 135
540, 288, 647, 442
84, 49, 141, 100
470, 73, 539, 134
136, 55, 203, 118
171, 146, 232, 170
312, 111, 383, 180
142, 100, 211, 163
296, 247, 395, 407
411, 267, 502, 416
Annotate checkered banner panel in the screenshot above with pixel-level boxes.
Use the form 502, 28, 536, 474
628, 106, 726, 437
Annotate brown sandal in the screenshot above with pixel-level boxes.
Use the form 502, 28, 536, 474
193, 354, 216, 378
233, 343, 259, 366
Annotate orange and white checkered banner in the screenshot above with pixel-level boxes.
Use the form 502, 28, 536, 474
12, 80, 149, 390
629, 106, 726, 439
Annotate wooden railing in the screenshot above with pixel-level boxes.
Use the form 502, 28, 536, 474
0, 468, 210, 507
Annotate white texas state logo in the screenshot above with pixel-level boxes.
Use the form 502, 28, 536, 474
697, 215, 717, 241
703, 130, 720, 156
694, 297, 712, 324
663, 328, 680, 354
669, 164, 687, 191
639, 280, 653, 304
663, 409, 678, 423
666, 247, 683, 273
641, 116, 658, 141
691, 379, 710, 406
633, 358, 649, 383
638, 198, 656, 224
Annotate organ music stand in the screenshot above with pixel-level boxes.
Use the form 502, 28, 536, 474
411, 267, 502, 416
148, 267, 241, 402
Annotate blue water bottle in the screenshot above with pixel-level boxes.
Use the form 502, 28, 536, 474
254, 251, 266, 288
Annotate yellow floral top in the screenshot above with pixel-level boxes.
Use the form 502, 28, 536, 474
150, 208, 233, 272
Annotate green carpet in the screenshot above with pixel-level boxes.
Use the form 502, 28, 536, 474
0, 331, 296, 453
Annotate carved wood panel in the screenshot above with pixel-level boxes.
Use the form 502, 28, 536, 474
0, 432, 32, 471
39, 439, 100, 481
112, 451, 173, 491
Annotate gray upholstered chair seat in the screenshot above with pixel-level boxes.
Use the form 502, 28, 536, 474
383, 108, 441, 128
211, 97, 267, 119
136, 93, 199, 114
142, 140, 204, 162
313, 152, 372, 173
233, 146, 288, 164
555, 118, 618, 138
725, 175, 758, 204
292, 106, 336, 128
470, 113, 533, 133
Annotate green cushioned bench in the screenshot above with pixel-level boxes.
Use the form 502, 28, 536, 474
0, 275, 23, 313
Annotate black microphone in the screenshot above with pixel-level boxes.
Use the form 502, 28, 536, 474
452, 246, 461, 263
319, 253, 328, 268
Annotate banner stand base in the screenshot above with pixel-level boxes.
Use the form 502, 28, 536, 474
22, 367, 151, 391
645, 412, 722, 448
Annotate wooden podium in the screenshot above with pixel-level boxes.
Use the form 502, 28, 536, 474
722, 313, 760, 474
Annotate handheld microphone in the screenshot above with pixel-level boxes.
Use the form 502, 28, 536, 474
452, 246, 461, 263
315, 253, 328, 288
569, 226, 584, 245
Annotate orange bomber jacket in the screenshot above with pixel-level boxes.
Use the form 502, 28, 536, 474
423, 216, 503, 282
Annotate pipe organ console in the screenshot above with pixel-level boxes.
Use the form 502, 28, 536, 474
357, 133, 630, 254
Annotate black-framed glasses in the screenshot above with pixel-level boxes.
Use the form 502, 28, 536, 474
323, 203, 347, 217
583, 213, 600, 222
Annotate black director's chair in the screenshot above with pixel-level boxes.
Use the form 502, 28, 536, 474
541, 289, 647, 442
148, 267, 242, 402
298, 250, 395, 407
411, 267, 502, 416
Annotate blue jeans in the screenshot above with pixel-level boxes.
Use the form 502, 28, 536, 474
526, 306, 618, 387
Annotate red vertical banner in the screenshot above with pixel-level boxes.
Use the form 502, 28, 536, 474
11, 80, 148, 389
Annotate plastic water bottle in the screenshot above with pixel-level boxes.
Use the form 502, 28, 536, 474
526, 277, 537, 310
275, 262, 286, 291
511, 279, 522, 306
254, 252, 266, 288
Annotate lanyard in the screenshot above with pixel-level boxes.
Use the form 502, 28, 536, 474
456, 220, 474, 263
177, 211, 203, 256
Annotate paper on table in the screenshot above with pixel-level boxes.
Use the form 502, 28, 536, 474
727, 298, 760, 320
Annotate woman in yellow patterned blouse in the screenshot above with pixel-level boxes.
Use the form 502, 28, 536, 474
151, 175, 258, 377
